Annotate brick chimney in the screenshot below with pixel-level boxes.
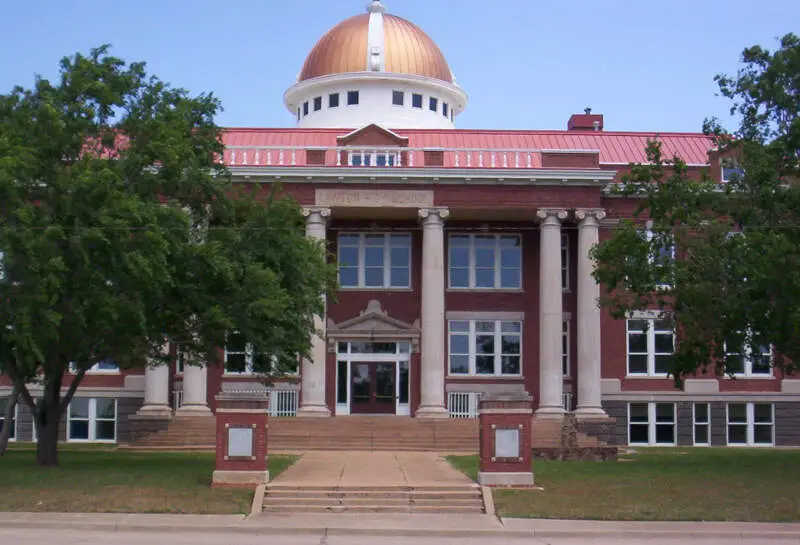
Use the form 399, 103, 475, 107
567, 108, 604, 131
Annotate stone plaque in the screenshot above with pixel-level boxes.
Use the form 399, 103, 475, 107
315, 189, 434, 208
495, 428, 520, 459
228, 427, 254, 458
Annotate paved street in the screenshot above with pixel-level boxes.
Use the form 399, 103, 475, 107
1, 528, 797, 544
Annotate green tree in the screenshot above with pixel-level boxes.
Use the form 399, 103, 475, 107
0, 46, 336, 465
593, 34, 800, 383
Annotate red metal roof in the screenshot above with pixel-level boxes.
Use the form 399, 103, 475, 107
222, 128, 713, 167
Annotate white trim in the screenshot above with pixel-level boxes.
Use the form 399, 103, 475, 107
447, 233, 522, 290
0, 398, 17, 442
626, 317, 674, 377
627, 402, 676, 446
338, 232, 412, 289
447, 319, 522, 377
692, 402, 710, 446
726, 402, 774, 447
67, 398, 117, 443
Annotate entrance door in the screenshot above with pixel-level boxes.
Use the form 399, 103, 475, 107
351, 362, 396, 414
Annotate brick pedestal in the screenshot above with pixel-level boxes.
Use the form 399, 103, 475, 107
211, 392, 269, 488
478, 393, 535, 487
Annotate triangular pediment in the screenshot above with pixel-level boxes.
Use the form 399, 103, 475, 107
336, 124, 409, 147
328, 300, 419, 335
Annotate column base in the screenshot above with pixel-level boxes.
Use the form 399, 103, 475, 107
534, 407, 565, 419
478, 471, 535, 487
296, 404, 331, 418
211, 470, 269, 488
134, 404, 173, 419
176, 404, 213, 417
415, 406, 449, 419
574, 407, 610, 421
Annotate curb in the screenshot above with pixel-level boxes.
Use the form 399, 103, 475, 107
0, 517, 798, 540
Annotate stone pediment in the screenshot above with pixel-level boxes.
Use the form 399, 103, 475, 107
327, 300, 420, 351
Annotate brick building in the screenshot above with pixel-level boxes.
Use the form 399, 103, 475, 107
2, 1, 799, 448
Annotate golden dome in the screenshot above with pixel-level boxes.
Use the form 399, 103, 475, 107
298, 12, 453, 83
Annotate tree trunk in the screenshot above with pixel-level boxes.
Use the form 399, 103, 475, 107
0, 387, 19, 456
35, 411, 62, 466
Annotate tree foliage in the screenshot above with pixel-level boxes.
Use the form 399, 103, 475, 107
593, 34, 800, 383
0, 46, 337, 465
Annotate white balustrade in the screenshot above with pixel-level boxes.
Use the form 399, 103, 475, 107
447, 392, 482, 419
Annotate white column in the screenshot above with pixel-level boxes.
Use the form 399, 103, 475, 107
416, 207, 450, 418
178, 362, 211, 415
574, 209, 608, 419
536, 209, 567, 418
136, 346, 172, 417
297, 207, 331, 417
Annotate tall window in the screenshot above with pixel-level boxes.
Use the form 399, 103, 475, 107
329, 93, 340, 108
448, 234, 521, 289
412, 93, 423, 108
443, 103, 449, 117
725, 334, 771, 376
0, 397, 16, 441
303, 101, 309, 116
338, 233, 411, 289
347, 91, 360, 105
628, 402, 676, 445
561, 232, 569, 290
68, 398, 117, 442
392, 90, 404, 106
448, 320, 522, 376
639, 229, 674, 287
313, 96, 322, 111
562, 319, 570, 377
693, 403, 710, 446
429, 97, 438, 112
727, 403, 774, 446
626, 317, 674, 376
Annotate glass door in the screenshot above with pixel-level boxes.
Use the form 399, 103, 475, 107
350, 362, 396, 414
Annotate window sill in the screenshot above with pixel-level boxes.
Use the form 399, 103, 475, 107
447, 375, 524, 380
70, 371, 121, 375
722, 374, 775, 380
66, 439, 117, 444
447, 288, 523, 293
726, 443, 774, 448
625, 374, 670, 379
338, 287, 413, 292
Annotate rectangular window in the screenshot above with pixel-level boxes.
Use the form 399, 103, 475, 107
69, 359, 120, 374
639, 229, 675, 287
429, 97, 438, 112
562, 319, 570, 377
626, 317, 674, 376
392, 90, 404, 106
412, 93, 423, 108
224, 332, 296, 375
727, 403, 774, 446
67, 398, 117, 442
303, 101, 309, 116
448, 234, 521, 290
329, 93, 340, 108
448, 320, 522, 377
175, 346, 186, 375
724, 334, 771, 376
721, 158, 744, 183
313, 96, 322, 111
0, 397, 17, 441
443, 103, 449, 117
693, 403, 710, 446
561, 232, 569, 290
347, 91, 359, 105
338, 233, 411, 289
628, 402, 676, 446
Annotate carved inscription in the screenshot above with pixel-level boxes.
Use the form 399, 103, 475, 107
315, 189, 434, 208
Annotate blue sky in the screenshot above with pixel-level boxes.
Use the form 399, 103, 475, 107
1, 0, 797, 133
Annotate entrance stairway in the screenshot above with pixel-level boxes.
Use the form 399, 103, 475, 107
123, 414, 606, 451
262, 485, 485, 514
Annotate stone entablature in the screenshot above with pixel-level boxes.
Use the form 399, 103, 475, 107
316, 189, 434, 208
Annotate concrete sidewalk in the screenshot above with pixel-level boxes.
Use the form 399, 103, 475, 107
0, 512, 797, 540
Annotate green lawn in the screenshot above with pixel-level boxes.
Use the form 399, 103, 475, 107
0, 447, 298, 514
448, 448, 800, 522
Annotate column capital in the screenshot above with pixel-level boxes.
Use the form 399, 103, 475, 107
418, 207, 450, 222
536, 209, 568, 223
575, 208, 607, 223
302, 207, 331, 219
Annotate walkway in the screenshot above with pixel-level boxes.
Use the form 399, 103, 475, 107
270, 451, 474, 488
